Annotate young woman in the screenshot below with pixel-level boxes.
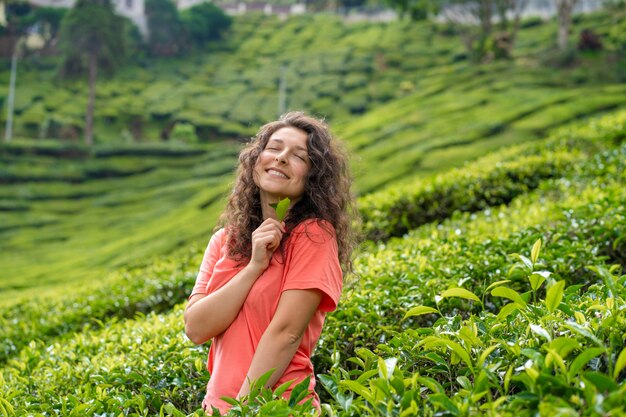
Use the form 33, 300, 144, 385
184, 111, 356, 414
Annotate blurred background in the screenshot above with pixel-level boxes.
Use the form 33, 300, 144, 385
1, 0, 625, 302
1, 0, 626, 414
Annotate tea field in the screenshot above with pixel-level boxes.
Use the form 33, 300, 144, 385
1, 9, 626, 417
1, 107, 625, 416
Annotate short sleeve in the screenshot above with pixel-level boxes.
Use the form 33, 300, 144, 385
282, 220, 343, 312
189, 229, 225, 299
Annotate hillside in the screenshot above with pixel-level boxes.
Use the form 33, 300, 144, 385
1, 108, 624, 416
1, 9, 625, 417
3, 11, 626, 301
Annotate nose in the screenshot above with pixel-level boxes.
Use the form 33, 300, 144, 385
275, 151, 287, 164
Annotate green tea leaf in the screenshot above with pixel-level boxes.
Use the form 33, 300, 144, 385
529, 273, 547, 291
428, 393, 459, 414
613, 347, 626, 380
583, 371, 619, 392
513, 254, 533, 271
568, 347, 605, 378
545, 280, 565, 313
440, 288, 481, 304
491, 287, 527, 308
404, 306, 438, 319
269, 197, 291, 221
288, 375, 310, 407
273, 380, 294, 398
496, 302, 521, 320
485, 280, 511, 293
530, 324, 551, 342
530, 239, 542, 264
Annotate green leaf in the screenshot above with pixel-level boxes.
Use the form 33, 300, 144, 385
565, 322, 604, 347
513, 254, 533, 271
530, 324, 551, 342
531, 239, 542, 264
549, 337, 580, 359
568, 347, 606, 378
269, 197, 291, 221
273, 380, 293, 398
583, 371, 619, 392
288, 375, 310, 407
496, 302, 521, 320
440, 287, 481, 304
545, 280, 565, 313
478, 345, 498, 367
529, 273, 547, 291
416, 376, 445, 394
220, 396, 239, 406
613, 347, 626, 380
428, 393, 459, 414
544, 348, 567, 374
340, 380, 374, 403
356, 369, 378, 384
485, 280, 511, 293
378, 357, 398, 380
491, 287, 527, 308
404, 305, 438, 319
420, 336, 473, 371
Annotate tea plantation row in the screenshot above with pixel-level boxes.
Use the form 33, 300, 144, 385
1, 110, 624, 415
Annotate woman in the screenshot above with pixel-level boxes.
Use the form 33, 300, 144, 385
184, 111, 356, 415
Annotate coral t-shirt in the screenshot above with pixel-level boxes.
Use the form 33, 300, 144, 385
189, 219, 343, 414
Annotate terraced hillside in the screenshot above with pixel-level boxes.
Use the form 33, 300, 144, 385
1, 9, 626, 417
1, 11, 624, 146
3, 12, 626, 299
0, 140, 242, 302
1, 109, 624, 416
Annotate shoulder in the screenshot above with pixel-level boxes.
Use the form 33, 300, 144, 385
207, 227, 227, 249
292, 218, 336, 236
288, 219, 337, 247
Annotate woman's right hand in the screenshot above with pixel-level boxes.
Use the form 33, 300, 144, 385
248, 218, 286, 273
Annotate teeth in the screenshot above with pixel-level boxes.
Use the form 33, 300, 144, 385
268, 169, 288, 179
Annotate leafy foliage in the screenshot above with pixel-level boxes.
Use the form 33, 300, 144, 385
180, 2, 232, 47
145, 0, 187, 56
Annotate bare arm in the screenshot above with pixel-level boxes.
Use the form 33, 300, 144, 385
184, 219, 285, 345
236, 288, 322, 398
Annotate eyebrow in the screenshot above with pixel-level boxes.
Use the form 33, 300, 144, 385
268, 138, 308, 153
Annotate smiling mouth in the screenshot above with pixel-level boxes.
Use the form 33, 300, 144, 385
267, 169, 289, 179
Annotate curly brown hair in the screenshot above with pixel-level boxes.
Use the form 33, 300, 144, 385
218, 111, 358, 273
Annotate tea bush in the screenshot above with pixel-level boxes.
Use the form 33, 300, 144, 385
359, 110, 626, 240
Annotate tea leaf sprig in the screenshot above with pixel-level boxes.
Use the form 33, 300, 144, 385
269, 197, 291, 221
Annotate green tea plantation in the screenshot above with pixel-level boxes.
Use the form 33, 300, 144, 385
1, 9, 626, 417
1, 109, 624, 416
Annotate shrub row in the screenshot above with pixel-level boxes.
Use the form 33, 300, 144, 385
317, 147, 626, 380
358, 110, 626, 241
0, 244, 204, 364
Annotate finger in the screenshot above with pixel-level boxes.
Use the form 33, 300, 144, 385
253, 232, 282, 251
260, 218, 286, 233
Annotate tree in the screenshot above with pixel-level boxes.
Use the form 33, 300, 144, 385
555, 0, 579, 51
180, 1, 232, 47
30, 7, 66, 52
389, 0, 528, 60
58, 0, 127, 145
145, 0, 186, 56
385, 0, 440, 20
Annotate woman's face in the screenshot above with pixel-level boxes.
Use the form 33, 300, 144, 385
253, 126, 311, 205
